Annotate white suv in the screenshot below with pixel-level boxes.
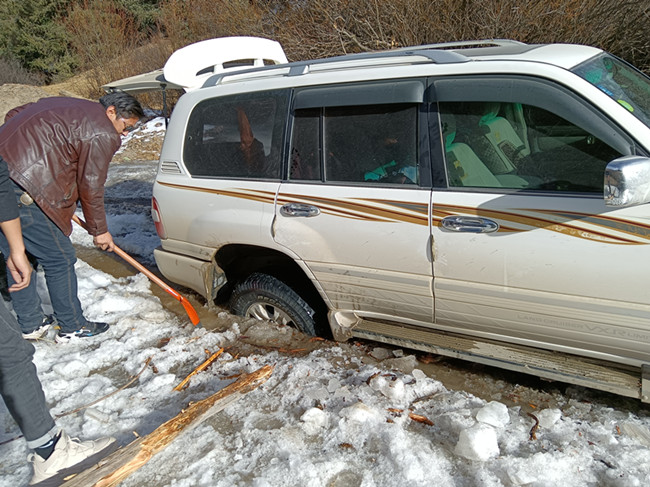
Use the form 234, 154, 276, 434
150, 38, 650, 401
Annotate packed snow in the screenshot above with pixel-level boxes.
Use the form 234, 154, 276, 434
1, 118, 650, 486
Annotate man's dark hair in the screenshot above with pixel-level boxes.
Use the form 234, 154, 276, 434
99, 91, 145, 120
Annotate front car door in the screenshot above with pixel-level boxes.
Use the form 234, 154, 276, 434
428, 76, 650, 367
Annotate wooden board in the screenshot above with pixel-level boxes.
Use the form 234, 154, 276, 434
64, 365, 273, 487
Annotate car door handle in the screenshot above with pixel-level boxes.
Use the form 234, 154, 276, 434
441, 215, 499, 233
280, 203, 321, 217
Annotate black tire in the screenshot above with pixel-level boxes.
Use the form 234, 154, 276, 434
230, 273, 318, 336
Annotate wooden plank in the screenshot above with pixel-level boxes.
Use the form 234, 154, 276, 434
64, 365, 274, 487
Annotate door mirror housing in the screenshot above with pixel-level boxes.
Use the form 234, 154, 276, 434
604, 156, 650, 207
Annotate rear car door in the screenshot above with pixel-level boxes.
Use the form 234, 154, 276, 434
273, 80, 435, 324
428, 76, 650, 366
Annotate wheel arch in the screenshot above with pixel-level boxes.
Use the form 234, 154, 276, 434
213, 244, 330, 331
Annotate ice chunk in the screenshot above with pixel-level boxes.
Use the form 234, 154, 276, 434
84, 407, 111, 423
454, 423, 500, 461
327, 378, 341, 393
305, 385, 329, 402
251, 479, 272, 487
476, 401, 510, 428
368, 374, 406, 400
383, 355, 419, 374
536, 408, 562, 429
412, 368, 427, 381
369, 347, 393, 360
340, 402, 382, 423
300, 407, 328, 435
620, 422, 650, 448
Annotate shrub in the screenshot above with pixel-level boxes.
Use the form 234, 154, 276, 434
265, 0, 650, 72
0, 57, 45, 86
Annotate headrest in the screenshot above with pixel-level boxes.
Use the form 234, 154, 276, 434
479, 102, 501, 125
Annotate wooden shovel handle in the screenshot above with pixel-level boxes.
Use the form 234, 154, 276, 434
72, 215, 201, 326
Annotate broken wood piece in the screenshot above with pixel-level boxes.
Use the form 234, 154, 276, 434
527, 412, 540, 440
63, 364, 274, 487
173, 348, 224, 391
408, 412, 434, 426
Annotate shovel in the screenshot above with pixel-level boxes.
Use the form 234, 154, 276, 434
72, 215, 201, 326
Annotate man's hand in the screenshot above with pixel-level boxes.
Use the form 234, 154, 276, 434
7, 251, 32, 291
0, 216, 32, 291
93, 232, 115, 252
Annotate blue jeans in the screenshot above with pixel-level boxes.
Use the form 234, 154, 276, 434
0, 297, 57, 447
0, 181, 87, 333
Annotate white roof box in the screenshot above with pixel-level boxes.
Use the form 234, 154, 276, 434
163, 36, 288, 91
102, 36, 287, 94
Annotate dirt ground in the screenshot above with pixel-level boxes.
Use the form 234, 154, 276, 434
0, 84, 53, 121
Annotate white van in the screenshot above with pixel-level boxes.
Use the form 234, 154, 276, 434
146, 37, 650, 401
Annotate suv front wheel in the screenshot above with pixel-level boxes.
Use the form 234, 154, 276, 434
230, 273, 318, 336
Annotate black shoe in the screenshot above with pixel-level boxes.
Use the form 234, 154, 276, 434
55, 321, 109, 343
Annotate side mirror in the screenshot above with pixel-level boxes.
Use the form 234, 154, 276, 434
604, 156, 650, 207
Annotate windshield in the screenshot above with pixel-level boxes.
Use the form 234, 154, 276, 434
572, 53, 650, 127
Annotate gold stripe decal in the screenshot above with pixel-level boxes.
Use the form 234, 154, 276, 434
157, 182, 649, 245
433, 204, 650, 245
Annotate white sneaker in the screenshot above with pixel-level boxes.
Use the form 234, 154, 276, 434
28, 430, 117, 486
22, 316, 56, 340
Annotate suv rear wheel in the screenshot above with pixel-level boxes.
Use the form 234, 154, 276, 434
230, 273, 318, 336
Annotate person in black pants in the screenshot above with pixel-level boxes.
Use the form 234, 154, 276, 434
0, 155, 117, 486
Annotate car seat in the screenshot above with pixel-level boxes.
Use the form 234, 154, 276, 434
478, 102, 530, 173
440, 111, 501, 188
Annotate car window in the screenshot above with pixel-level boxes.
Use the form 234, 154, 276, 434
439, 101, 622, 192
290, 103, 419, 185
573, 53, 650, 127
183, 90, 289, 179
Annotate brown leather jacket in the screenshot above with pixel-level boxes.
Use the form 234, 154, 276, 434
0, 97, 121, 236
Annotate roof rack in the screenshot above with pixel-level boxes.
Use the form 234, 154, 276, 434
396, 39, 527, 51
202, 39, 529, 89
203, 47, 469, 88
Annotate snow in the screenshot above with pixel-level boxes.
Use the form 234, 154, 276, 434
1, 118, 650, 486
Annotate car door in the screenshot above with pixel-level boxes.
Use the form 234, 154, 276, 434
273, 80, 436, 324
428, 76, 650, 366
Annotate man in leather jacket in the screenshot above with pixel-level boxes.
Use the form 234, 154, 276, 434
0, 91, 144, 342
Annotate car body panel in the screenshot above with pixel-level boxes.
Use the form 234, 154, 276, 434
431, 190, 650, 366
273, 183, 434, 323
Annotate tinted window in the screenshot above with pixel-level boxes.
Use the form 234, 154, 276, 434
439, 101, 622, 192
290, 104, 419, 185
325, 104, 418, 184
184, 90, 289, 178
